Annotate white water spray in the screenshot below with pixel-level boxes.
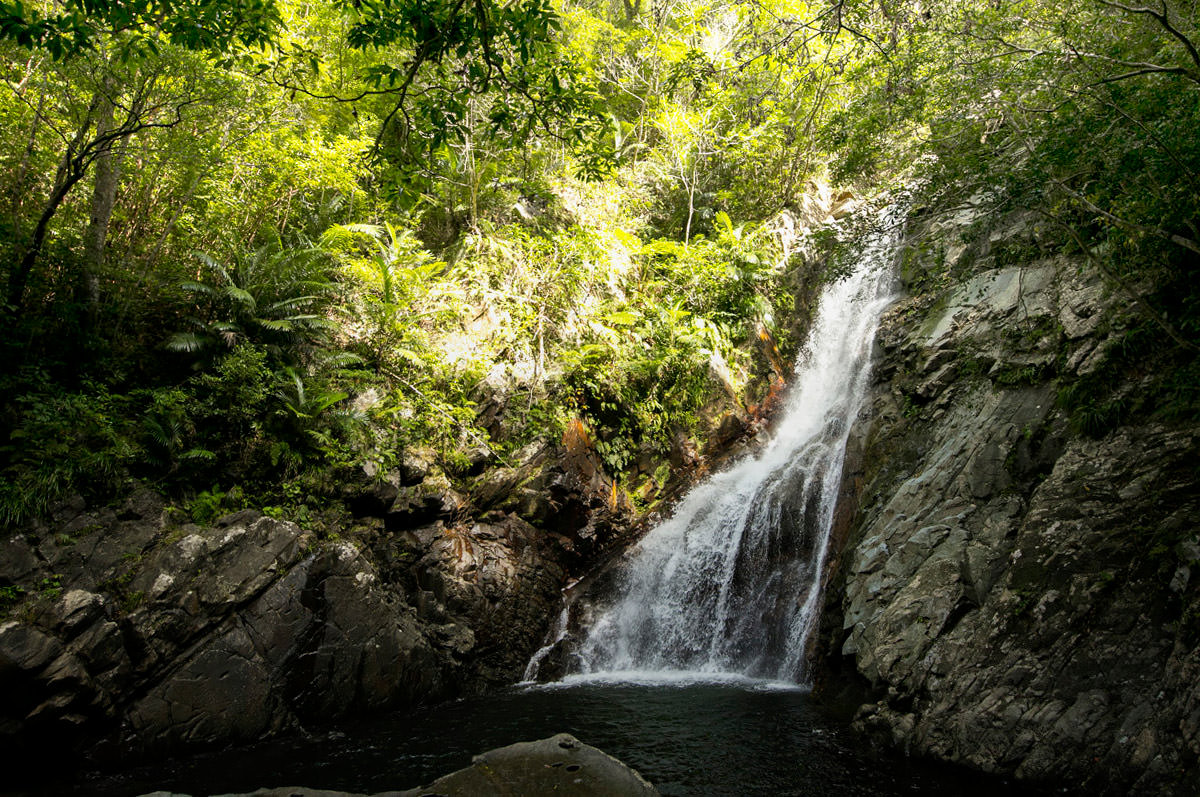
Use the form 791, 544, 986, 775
547, 204, 903, 685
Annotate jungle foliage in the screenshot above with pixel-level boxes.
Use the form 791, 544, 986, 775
1, 0, 1197, 526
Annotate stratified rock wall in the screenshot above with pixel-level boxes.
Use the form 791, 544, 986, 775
818, 208, 1200, 794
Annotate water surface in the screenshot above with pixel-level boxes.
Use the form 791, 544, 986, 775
80, 680, 1036, 796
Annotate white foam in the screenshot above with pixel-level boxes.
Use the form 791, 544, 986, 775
523, 670, 808, 693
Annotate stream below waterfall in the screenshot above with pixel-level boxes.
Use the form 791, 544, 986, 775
76, 680, 1041, 796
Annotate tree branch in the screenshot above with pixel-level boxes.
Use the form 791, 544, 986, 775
1096, 0, 1200, 73
1042, 210, 1198, 352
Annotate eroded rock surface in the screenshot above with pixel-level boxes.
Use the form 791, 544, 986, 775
0, 436, 636, 780
817, 209, 1200, 794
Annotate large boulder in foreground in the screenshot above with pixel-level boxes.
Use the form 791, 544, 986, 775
398, 733, 659, 796
139, 733, 660, 797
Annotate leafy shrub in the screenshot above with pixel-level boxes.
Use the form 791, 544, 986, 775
166, 232, 338, 366
188, 485, 246, 525
194, 344, 273, 444
0, 388, 138, 528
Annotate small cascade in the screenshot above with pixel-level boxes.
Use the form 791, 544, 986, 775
539, 204, 904, 685
523, 604, 570, 682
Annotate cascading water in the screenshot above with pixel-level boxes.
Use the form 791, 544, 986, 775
545, 204, 903, 685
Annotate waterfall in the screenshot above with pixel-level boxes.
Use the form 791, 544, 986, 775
544, 204, 903, 686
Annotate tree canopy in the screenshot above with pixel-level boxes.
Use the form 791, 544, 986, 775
0, 0, 1196, 525
0, 0, 282, 57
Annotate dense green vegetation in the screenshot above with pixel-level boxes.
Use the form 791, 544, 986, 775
1, 0, 1197, 527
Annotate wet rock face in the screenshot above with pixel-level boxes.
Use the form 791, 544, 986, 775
121, 533, 451, 757
817, 210, 1200, 793
0, 501, 454, 774
0, 437, 634, 779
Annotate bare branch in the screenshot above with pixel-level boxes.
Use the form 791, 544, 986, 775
1097, 0, 1200, 72
1056, 180, 1200, 255
1090, 64, 1197, 83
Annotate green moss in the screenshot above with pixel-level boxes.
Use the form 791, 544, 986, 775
992, 237, 1043, 268
34, 575, 63, 601
915, 292, 953, 341
0, 584, 27, 616
899, 394, 921, 419
991, 363, 1050, 387
120, 591, 145, 613
1010, 586, 1039, 618
1057, 320, 1200, 436
98, 569, 136, 603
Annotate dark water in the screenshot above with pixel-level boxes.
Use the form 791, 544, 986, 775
71, 678, 1042, 796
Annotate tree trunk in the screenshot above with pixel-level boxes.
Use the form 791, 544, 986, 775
82, 81, 121, 315
9, 90, 46, 231
5, 91, 102, 312
684, 161, 697, 244
7, 168, 87, 310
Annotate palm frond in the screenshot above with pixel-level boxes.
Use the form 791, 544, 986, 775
165, 332, 209, 352
224, 285, 257, 310
180, 281, 216, 295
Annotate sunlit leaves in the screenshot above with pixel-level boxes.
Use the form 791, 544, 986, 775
0, 0, 282, 59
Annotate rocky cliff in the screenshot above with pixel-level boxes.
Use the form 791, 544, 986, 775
817, 207, 1200, 793
0, 436, 641, 782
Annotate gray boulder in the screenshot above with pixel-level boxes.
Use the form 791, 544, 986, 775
134, 734, 658, 797
400, 733, 659, 797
